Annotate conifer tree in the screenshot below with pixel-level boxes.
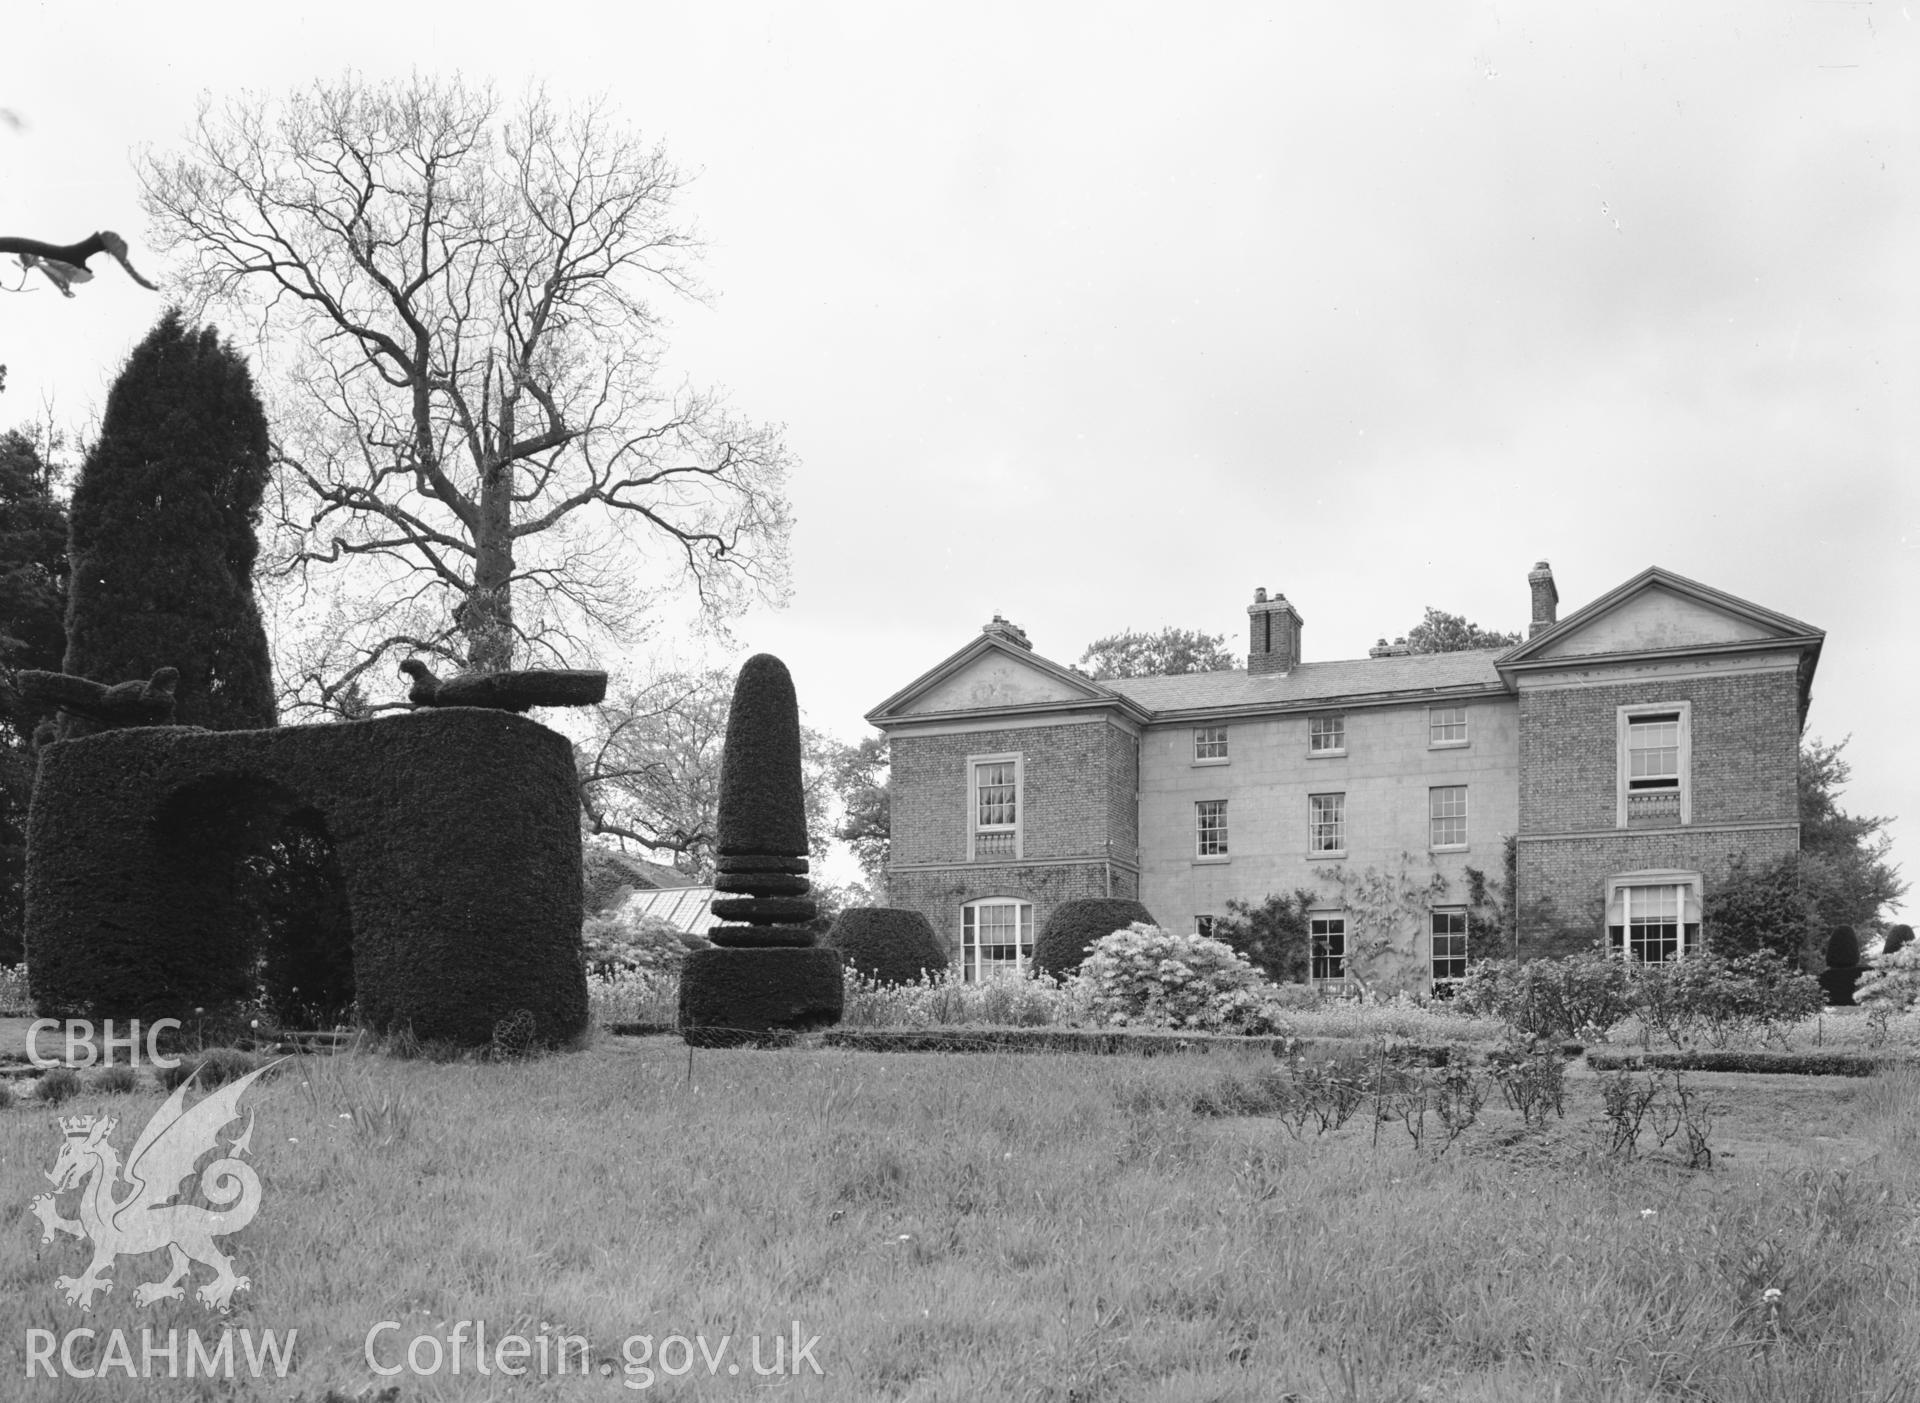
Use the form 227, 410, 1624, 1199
64, 310, 276, 731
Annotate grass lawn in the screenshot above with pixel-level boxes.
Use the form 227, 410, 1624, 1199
4, 1030, 1920, 1402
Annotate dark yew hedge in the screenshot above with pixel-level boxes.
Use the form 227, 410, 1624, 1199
26, 709, 588, 1047
1033, 897, 1156, 979
825, 907, 949, 985
677, 946, 843, 1048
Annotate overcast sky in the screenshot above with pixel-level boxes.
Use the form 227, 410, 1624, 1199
6, 1, 1914, 921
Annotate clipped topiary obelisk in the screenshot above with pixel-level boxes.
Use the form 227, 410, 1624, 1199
678, 654, 844, 1046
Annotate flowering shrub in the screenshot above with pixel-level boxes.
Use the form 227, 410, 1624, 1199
840, 966, 1089, 1029
582, 902, 709, 978
588, 968, 679, 1026
1856, 944, 1920, 1012
1078, 924, 1294, 1035
1454, 955, 1635, 1040
0, 962, 28, 1014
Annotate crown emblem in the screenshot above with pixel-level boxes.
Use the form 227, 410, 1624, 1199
59, 1115, 101, 1138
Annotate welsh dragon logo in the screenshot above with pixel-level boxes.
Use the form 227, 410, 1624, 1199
30, 1062, 279, 1312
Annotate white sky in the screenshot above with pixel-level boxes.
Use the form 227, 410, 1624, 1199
5, 1, 1914, 922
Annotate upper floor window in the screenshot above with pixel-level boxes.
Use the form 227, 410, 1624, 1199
968, 753, 1022, 860
1430, 910, 1469, 993
1604, 876, 1702, 962
1309, 714, 1346, 755
1193, 726, 1229, 762
962, 898, 1033, 980
1311, 915, 1347, 981
1195, 914, 1218, 938
1429, 706, 1468, 747
1196, 800, 1229, 858
1309, 793, 1346, 855
1616, 702, 1692, 828
1429, 785, 1468, 849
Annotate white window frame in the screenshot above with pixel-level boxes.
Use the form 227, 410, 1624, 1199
1310, 914, 1348, 983
1615, 702, 1692, 828
962, 898, 1034, 981
1429, 785, 1469, 851
1309, 714, 1347, 756
1430, 909, 1469, 994
1195, 914, 1217, 938
1195, 799, 1229, 859
1603, 871, 1703, 963
967, 752, 1023, 861
1428, 705, 1469, 748
1309, 792, 1346, 856
1193, 725, 1229, 764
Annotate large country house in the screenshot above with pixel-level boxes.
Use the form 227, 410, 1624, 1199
864, 563, 1823, 995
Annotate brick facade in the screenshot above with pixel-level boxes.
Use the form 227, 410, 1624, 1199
1518, 826, 1799, 957
890, 720, 1136, 865
1515, 660, 1803, 953
1518, 668, 1800, 834
870, 566, 1823, 988
888, 861, 1139, 968
886, 717, 1143, 967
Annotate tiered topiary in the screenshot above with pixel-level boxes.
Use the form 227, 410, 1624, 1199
826, 908, 949, 985
1819, 925, 1862, 1007
678, 655, 843, 1046
1032, 897, 1156, 980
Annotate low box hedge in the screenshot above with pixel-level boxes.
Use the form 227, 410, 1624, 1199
818, 1027, 1296, 1057
1585, 1049, 1895, 1077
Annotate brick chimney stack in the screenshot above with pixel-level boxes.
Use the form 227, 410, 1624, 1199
1528, 561, 1559, 638
982, 614, 1031, 650
1247, 587, 1304, 675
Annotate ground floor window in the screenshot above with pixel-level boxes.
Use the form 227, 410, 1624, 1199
1195, 914, 1217, 938
1430, 909, 1468, 995
1605, 877, 1702, 962
962, 898, 1034, 981
1311, 914, 1347, 981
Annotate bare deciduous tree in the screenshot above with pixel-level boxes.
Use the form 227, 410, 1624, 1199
140, 76, 793, 711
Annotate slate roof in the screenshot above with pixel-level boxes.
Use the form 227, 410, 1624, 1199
1101, 648, 1509, 717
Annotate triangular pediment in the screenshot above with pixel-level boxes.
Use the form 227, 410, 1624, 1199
1501, 567, 1822, 666
866, 634, 1127, 723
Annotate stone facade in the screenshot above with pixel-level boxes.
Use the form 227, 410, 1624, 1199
867, 566, 1824, 992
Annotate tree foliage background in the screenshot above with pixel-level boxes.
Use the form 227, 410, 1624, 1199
1402, 608, 1522, 653
140, 76, 794, 713
576, 666, 852, 883
0, 427, 69, 963
1079, 626, 1238, 679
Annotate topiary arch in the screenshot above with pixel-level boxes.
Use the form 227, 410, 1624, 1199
25, 708, 588, 1047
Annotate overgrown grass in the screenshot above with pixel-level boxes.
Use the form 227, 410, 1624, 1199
6, 1039, 1918, 1400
